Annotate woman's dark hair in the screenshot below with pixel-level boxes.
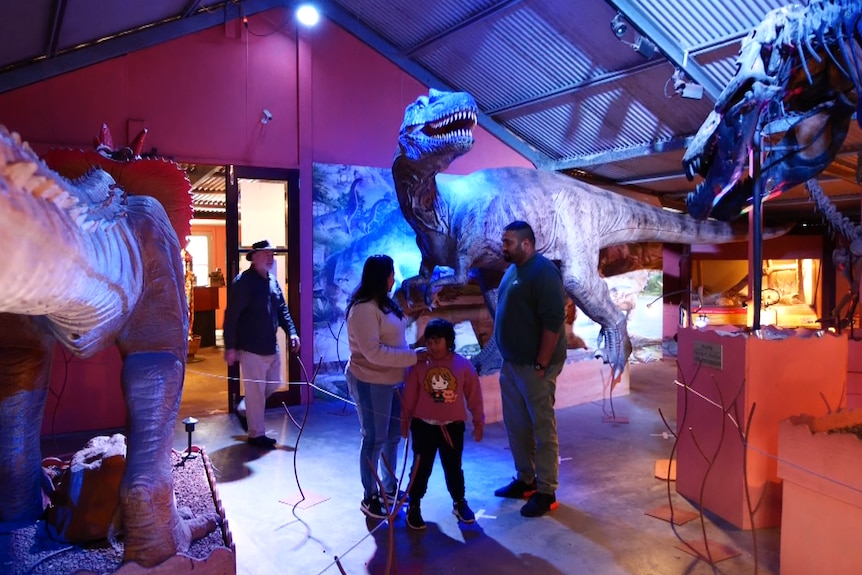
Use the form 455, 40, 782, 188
347, 254, 404, 319
424, 318, 455, 351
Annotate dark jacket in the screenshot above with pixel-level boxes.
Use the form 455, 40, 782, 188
223, 268, 297, 356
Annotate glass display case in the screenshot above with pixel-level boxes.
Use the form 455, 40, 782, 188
691, 258, 822, 328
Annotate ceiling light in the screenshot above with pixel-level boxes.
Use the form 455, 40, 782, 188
296, 4, 320, 27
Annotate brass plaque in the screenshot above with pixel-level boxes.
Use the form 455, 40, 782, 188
692, 340, 722, 370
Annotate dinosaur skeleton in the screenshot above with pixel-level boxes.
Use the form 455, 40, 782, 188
683, 0, 862, 221
806, 178, 862, 330
0, 126, 217, 567
393, 89, 776, 379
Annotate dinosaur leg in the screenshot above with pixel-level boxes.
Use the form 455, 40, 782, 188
0, 314, 55, 522
472, 269, 503, 375
562, 270, 630, 379
119, 351, 218, 566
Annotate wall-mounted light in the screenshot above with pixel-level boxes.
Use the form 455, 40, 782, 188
610, 13, 656, 59
296, 4, 320, 27
261, 109, 273, 125
610, 13, 627, 38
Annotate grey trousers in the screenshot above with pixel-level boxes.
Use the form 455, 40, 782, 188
499, 361, 563, 494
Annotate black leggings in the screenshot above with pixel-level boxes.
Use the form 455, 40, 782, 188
407, 419, 466, 503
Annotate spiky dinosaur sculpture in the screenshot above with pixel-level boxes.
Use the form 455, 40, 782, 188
0, 126, 218, 567
394, 89, 771, 378
682, 0, 862, 220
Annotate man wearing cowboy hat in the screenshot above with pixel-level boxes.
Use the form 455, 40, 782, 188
223, 240, 300, 448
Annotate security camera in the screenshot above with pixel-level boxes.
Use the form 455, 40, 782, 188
671, 69, 704, 100
261, 109, 273, 124
611, 13, 627, 38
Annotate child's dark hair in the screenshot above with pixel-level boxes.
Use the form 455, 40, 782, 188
424, 318, 456, 351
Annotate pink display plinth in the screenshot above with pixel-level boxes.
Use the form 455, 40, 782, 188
480, 352, 629, 424
676, 327, 847, 529
777, 412, 862, 575
847, 339, 862, 409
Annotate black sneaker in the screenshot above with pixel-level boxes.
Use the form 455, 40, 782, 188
379, 489, 410, 505
247, 435, 276, 448
520, 492, 559, 517
452, 499, 475, 523
406, 504, 426, 530
361, 496, 387, 519
494, 478, 537, 499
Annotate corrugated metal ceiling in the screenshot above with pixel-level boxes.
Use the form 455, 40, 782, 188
0, 0, 858, 222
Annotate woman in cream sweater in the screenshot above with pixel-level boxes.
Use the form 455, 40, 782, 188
345, 255, 426, 520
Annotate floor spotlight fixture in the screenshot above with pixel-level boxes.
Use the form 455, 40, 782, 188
182, 416, 199, 461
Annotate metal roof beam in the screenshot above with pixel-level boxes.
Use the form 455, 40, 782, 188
319, 0, 551, 169
548, 135, 693, 171
605, 0, 722, 101
181, 0, 205, 19
405, 0, 524, 57
0, 0, 290, 95
46, 0, 69, 59
489, 59, 663, 118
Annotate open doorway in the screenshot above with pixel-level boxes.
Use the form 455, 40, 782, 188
177, 164, 302, 421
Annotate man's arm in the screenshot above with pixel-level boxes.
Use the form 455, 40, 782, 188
273, 280, 300, 352
223, 275, 249, 357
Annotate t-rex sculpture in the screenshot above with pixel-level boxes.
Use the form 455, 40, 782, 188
682, 0, 862, 221
394, 89, 773, 378
0, 126, 218, 567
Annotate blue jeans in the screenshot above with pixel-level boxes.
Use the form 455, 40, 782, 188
346, 370, 402, 500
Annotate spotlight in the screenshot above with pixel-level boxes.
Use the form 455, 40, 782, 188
611, 13, 627, 38
296, 4, 320, 27
181, 416, 198, 461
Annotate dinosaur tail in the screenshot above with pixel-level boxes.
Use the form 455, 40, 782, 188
599, 200, 790, 247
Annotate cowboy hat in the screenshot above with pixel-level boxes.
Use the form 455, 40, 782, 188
246, 239, 275, 261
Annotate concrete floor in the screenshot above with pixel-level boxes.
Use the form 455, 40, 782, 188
174, 347, 780, 575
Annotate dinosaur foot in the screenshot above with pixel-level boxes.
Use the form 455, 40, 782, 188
121, 481, 219, 567
596, 323, 632, 381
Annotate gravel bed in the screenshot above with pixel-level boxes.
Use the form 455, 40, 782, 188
1, 448, 226, 575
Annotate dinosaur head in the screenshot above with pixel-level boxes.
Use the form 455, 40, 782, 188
397, 89, 478, 166
682, 1, 862, 220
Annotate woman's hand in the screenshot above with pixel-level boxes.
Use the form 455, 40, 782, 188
414, 346, 429, 363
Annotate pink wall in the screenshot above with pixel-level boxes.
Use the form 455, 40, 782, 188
0, 8, 532, 433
